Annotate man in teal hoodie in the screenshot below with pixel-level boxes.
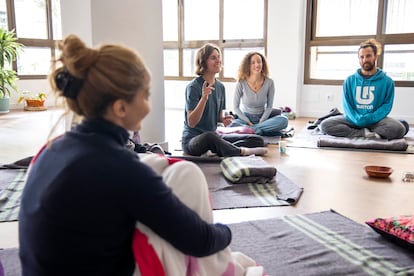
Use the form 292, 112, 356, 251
320, 39, 407, 140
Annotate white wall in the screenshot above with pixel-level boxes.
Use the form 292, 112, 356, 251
61, 0, 93, 45
267, 0, 305, 115
89, 0, 166, 144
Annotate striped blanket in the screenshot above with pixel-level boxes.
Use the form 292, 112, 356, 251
2, 210, 414, 276
196, 158, 303, 209
220, 156, 277, 184
0, 169, 27, 222
229, 210, 414, 275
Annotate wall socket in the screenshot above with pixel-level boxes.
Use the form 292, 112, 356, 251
327, 93, 333, 102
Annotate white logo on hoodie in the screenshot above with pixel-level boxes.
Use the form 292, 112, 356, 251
355, 86, 375, 110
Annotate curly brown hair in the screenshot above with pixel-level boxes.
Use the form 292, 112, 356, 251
237, 52, 269, 81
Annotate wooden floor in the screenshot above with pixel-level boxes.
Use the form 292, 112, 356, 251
1, 108, 414, 249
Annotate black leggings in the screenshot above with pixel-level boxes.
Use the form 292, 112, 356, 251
182, 132, 264, 157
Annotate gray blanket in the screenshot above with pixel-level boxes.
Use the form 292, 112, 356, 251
317, 137, 408, 151
220, 156, 277, 184
289, 126, 414, 153
229, 210, 414, 275
0, 169, 27, 222
197, 161, 303, 209
2, 210, 414, 276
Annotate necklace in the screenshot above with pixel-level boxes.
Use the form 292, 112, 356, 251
247, 78, 263, 92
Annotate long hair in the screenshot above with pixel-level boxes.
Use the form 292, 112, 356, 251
194, 43, 221, 76
237, 52, 269, 81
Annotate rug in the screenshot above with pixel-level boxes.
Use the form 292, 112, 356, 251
195, 160, 303, 210
288, 126, 414, 154
0, 248, 20, 276
229, 209, 414, 276
4, 210, 414, 276
0, 169, 27, 222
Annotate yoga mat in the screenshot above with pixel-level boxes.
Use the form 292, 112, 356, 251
5, 210, 414, 276
196, 160, 303, 210
0, 155, 302, 221
229, 210, 414, 276
0, 248, 21, 276
0, 169, 27, 222
288, 126, 414, 154
0, 157, 32, 222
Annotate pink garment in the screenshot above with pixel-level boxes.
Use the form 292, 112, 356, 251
132, 131, 141, 144
216, 126, 255, 135
133, 153, 264, 276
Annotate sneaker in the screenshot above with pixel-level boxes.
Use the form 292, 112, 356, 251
281, 127, 295, 138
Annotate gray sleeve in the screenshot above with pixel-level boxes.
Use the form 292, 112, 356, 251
259, 79, 275, 123
233, 81, 251, 123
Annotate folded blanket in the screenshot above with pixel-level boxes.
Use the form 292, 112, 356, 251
317, 137, 408, 151
220, 156, 277, 184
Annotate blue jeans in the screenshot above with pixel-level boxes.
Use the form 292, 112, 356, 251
230, 111, 289, 136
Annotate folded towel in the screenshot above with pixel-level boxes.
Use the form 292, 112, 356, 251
220, 155, 277, 184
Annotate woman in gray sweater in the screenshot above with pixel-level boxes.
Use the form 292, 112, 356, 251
230, 52, 288, 136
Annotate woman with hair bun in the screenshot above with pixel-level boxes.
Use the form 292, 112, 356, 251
18, 34, 261, 276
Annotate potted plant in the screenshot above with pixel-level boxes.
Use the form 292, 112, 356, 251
0, 28, 23, 113
17, 91, 47, 111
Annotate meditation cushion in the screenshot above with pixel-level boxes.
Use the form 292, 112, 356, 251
366, 215, 414, 252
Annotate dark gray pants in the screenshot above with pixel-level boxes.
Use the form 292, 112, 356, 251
182, 131, 264, 157
320, 115, 406, 140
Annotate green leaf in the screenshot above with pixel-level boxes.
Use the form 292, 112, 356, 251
0, 28, 24, 98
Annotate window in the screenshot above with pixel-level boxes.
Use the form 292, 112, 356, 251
1, 0, 61, 79
162, 0, 267, 81
305, 0, 414, 87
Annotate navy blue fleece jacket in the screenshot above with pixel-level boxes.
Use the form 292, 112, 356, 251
19, 118, 231, 276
